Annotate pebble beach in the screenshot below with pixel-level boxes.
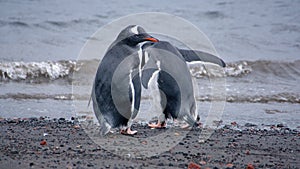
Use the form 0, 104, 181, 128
0, 117, 299, 169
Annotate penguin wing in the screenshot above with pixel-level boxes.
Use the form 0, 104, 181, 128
178, 48, 226, 67
141, 57, 159, 89
130, 71, 142, 119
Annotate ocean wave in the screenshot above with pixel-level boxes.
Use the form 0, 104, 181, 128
1, 59, 299, 82
190, 60, 300, 79
44, 19, 101, 28
196, 11, 227, 20
189, 61, 252, 78
0, 93, 73, 100
0, 20, 30, 28
0, 60, 78, 82
0, 18, 101, 30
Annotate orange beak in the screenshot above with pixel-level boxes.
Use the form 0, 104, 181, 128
145, 37, 159, 42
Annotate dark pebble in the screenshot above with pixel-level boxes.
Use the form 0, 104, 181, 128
178, 163, 187, 168
277, 123, 284, 128
244, 123, 257, 127
59, 118, 65, 121
158, 163, 164, 166
29, 117, 38, 121
11, 147, 18, 154
87, 163, 94, 167
228, 138, 236, 142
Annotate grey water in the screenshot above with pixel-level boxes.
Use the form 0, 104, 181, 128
0, 0, 299, 129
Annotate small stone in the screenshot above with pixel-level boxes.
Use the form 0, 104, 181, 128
244, 123, 257, 127
246, 163, 254, 169
188, 162, 201, 169
199, 160, 206, 165
29, 162, 34, 167
225, 163, 234, 168
277, 123, 284, 128
40, 140, 47, 146
228, 138, 236, 142
87, 163, 94, 167
158, 163, 164, 166
231, 121, 237, 126
141, 141, 147, 145
73, 125, 80, 129
66, 164, 72, 169
198, 139, 205, 143
11, 147, 18, 154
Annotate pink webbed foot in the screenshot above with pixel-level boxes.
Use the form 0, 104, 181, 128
120, 127, 137, 136
148, 121, 166, 129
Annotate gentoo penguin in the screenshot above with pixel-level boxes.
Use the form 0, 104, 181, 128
141, 41, 198, 128
91, 25, 159, 135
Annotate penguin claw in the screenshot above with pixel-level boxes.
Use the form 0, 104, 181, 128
120, 128, 137, 136
181, 122, 202, 129
148, 122, 166, 129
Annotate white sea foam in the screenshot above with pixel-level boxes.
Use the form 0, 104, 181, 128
0, 60, 77, 81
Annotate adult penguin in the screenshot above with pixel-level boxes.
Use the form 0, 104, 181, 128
91, 25, 159, 135
141, 41, 199, 128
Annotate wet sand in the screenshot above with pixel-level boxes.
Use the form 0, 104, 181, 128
0, 117, 299, 169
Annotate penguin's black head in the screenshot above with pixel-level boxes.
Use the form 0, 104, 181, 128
117, 25, 159, 46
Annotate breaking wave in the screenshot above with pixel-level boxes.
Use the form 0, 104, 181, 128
0, 19, 102, 29
0, 60, 78, 82
190, 60, 300, 78
0, 59, 299, 82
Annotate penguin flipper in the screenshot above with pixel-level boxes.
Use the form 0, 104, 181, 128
178, 49, 226, 67
141, 56, 159, 89
141, 68, 159, 89
130, 72, 142, 119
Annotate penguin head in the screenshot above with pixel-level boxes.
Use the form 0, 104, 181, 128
117, 25, 159, 46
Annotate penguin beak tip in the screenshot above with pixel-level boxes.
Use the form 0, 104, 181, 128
145, 37, 159, 42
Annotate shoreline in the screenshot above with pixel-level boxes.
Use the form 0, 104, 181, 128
0, 117, 299, 169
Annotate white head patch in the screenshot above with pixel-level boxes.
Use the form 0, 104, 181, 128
130, 25, 139, 34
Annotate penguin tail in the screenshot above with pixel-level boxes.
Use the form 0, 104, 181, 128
183, 114, 197, 127
99, 121, 111, 136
